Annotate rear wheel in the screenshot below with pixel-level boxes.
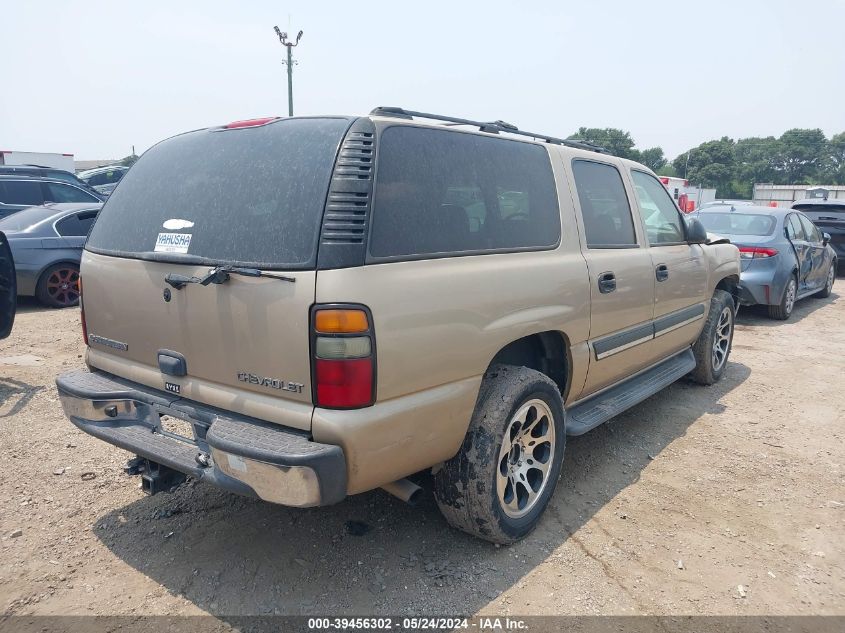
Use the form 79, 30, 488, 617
35, 263, 80, 308
690, 289, 734, 385
768, 275, 796, 320
433, 364, 565, 544
815, 263, 835, 298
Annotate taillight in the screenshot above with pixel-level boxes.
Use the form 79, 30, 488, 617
80, 277, 88, 346
738, 246, 778, 259
312, 306, 375, 409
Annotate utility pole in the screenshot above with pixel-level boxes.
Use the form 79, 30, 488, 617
273, 26, 303, 116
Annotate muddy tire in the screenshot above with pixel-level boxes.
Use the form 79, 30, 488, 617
433, 364, 565, 544
690, 289, 734, 385
815, 263, 835, 299
768, 275, 796, 320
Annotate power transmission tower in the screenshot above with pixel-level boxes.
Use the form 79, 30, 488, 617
273, 26, 303, 116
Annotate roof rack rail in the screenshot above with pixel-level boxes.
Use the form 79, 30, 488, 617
369, 107, 608, 154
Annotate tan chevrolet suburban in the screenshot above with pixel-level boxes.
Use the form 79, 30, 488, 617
56, 108, 740, 543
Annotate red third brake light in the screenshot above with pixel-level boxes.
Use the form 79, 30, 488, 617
738, 246, 779, 259
223, 117, 280, 129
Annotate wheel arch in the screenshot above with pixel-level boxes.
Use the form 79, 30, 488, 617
484, 330, 572, 402
715, 274, 740, 309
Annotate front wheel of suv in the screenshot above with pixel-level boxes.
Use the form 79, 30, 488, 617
433, 364, 565, 544
690, 289, 734, 385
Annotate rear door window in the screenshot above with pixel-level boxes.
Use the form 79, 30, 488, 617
0, 180, 44, 206
86, 118, 350, 269
369, 126, 560, 258
571, 160, 637, 247
45, 182, 99, 203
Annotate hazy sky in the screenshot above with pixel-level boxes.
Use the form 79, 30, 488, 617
2, 0, 843, 161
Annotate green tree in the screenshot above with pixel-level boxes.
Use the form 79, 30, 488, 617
774, 128, 826, 184
638, 147, 667, 172
120, 153, 139, 167
672, 137, 737, 197
567, 127, 640, 160
819, 132, 845, 185
657, 163, 679, 177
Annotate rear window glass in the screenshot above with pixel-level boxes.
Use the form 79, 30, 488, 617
697, 212, 776, 236
369, 126, 560, 258
86, 118, 349, 269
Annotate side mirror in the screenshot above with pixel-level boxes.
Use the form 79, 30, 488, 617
822, 232, 831, 246
686, 218, 708, 244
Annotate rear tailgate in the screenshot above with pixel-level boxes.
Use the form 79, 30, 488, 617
81, 116, 353, 431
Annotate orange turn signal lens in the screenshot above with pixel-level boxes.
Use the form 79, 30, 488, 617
314, 309, 369, 334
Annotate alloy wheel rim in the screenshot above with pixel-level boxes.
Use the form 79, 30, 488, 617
46, 268, 80, 306
827, 266, 834, 292
496, 398, 555, 519
712, 306, 732, 372
785, 280, 796, 314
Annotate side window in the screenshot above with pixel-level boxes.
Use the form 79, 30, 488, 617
631, 171, 685, 244
0, 180, 44, 206
798, 215, 821, 243
76, 211, 98, 236
571, 160, 637, 247
56, 212, 98, 237
45, 183, 98, 203
786, 214, 806, 241
443, 186, 487, 233
107, 169, 126, 184
85, 172, 106, 186
370, 126, 561, 258
55, 215, 81, 236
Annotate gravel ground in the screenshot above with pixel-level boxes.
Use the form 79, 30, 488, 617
0, 289, 843, 618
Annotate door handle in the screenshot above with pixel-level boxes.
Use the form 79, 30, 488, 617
656, 263, 669, 282
598, 271, 616, 294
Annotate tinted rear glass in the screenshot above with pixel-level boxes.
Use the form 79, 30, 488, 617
86, 118, 349, 269
698, 212, 776, 236
369, 126, 560, 258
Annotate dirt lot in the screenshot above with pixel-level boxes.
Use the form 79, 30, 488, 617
0, 289, 843, 619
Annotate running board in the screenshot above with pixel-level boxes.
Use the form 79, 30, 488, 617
565, 348, 696, 436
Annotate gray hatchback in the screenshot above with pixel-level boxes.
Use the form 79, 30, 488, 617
697, 205, 837, 320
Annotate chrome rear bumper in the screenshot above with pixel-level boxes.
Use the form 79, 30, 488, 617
56, 370, 347, 507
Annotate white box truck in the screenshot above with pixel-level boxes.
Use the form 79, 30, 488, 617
0, 150, 75, 171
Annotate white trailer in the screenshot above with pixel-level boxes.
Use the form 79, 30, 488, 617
0, 150, 75, 171
753, 183, 845, 207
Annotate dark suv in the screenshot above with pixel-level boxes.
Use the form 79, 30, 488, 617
792, 198, 845, 274
0, 165, 104, 200
0, 175, 103, 218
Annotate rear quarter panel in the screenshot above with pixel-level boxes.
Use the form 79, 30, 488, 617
313, 152, 591, 492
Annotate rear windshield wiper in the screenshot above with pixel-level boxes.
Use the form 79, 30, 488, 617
165, 265, 296, 289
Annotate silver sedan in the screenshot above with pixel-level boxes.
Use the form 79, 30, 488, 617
0, 203, 101, 308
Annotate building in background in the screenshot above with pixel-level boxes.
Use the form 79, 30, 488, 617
753, 183, 845, 207
659, 176, 716, 212
74, 159, 119, 173
0, 150, 74, 171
